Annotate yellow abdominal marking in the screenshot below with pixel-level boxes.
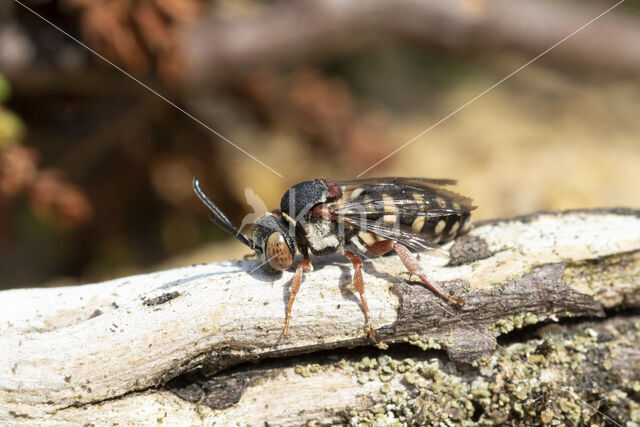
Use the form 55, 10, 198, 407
383, 214, 396, 224
358, 231, 377, 246
412, 216, 425, 233
412, 193, 425, 208
382, 194, 395, 213
350, 187, 364, 200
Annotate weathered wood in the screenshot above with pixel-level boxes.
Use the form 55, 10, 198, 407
1, 209, 640, 425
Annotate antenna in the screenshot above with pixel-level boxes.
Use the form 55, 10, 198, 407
193, 177, 258, 251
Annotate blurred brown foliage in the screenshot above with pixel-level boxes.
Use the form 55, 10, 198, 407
28, 169, 93, 228
64, 0, 203, 81
0, 146, 36, 198
241, 68, 390, 167
0, 112, 92, 230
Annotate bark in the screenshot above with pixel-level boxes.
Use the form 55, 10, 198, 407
1, 208, 640, 425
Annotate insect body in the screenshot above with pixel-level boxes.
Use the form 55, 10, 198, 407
193, 177, 475, 341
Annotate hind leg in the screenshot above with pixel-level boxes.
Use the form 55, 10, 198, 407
366, 240, 465, 305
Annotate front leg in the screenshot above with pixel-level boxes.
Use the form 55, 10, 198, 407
344, 251, 376, 341
366, 240, 465, 305
282, 251, 312, 337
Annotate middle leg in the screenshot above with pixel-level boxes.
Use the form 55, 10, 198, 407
344, 251, 376, 341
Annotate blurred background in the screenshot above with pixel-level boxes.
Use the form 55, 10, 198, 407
1, 0, 639, 290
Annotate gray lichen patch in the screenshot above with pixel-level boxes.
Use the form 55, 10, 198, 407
490, 312, 543, 334
403, 334, 443, 351
338, 315, 640, 426
294, 363, 323, 378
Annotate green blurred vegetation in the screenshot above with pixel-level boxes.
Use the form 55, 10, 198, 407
0, 75, 24, 146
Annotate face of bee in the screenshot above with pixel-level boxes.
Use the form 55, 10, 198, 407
264, 232, 293, 270
252, 213, 297, 272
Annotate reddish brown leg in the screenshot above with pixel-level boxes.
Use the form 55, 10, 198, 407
366, 240, 465, 305
392, 243, 465, 305
366, 239, 395, 256
282, 252, 312, 337
344, 251, 376, 341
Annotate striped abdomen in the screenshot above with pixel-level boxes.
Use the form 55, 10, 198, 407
336, 185, 474, 249
402, 211, 472, 244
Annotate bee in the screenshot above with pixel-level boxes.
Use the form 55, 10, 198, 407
193, 177, 475, 341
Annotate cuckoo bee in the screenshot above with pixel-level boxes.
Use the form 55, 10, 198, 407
193, 177, 475, 341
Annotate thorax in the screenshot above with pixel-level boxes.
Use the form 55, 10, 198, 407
302, 217, 352, 256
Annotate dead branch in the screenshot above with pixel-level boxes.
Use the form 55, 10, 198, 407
1, 208, 640, 424
6, 0, 640, 92
186, 0, 640, 85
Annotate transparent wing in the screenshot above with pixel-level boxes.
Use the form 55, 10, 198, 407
328, 177, 475, 251
341, 215, 439, 251
337, 177, 458, 187
331, 177, 474, 217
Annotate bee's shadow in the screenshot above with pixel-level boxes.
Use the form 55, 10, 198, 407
306, 254, 360, 305
359, 258, 402, 285
336, 264, 360, 305
334, 255, 400, 305
245, 260, 282, 282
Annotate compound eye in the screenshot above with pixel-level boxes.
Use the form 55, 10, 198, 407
266, 232, 293, 270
